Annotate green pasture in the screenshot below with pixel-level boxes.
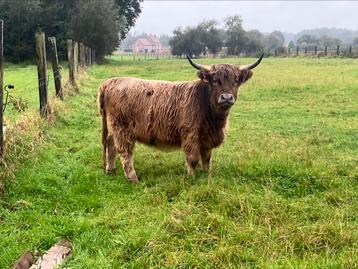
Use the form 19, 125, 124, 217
1, 57, 357, 268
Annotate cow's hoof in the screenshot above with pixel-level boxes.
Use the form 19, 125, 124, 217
106, 168, 116, 175
127, 174, 139, 183
126, 171, 139, 183
128, 178, 139, 184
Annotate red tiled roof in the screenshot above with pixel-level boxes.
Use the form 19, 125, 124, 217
135, 38, 154, 46
147, 35, 161, 44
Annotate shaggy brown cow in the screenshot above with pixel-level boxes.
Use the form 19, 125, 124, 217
98, 55, 263, 182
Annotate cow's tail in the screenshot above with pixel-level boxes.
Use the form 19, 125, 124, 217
98, 84, 107, 169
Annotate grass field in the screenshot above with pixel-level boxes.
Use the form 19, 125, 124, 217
1, 56, 358, 268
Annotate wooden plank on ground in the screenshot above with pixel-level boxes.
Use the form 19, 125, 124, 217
29, 239, 72, 269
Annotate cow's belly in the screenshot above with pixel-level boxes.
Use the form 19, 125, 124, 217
134, 129, 181, 148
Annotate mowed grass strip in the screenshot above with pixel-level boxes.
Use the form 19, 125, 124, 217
0, 57, 357, 268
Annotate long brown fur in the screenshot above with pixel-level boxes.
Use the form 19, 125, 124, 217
98, 63, 254, 182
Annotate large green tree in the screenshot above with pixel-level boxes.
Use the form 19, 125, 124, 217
244, 30, 264, 54
264, 31, 285, 51
0, 0, 142, 62
69, 0, 121, 59
169, 21, 223, 57
169, 27, 202, 57
0, 0, 41, 62
224, 15, 247, 55
115, 0, 142, 39
197, 20, 223, 55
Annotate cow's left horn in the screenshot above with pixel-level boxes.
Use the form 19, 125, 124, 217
240, 53, 264, 70
186, 54, 210, 72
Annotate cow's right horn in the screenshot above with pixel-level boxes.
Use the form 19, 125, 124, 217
186, 55, 210, 72
239, 53, 264, 70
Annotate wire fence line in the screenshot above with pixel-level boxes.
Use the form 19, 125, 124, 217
1, 23, 95, 158
116, 44, 358, 60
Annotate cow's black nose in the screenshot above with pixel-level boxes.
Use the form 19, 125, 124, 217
218, 93, 235, 104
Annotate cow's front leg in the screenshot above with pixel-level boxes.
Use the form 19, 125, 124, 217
112, 127, 139, 183
201, 148, 212, 173
182, 138, 200, 176
185, 151, 200, 176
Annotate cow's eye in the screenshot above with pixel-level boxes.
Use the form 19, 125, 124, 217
212, 79, 219, 85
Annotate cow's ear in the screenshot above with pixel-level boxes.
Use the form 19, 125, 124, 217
237, 69, 253, 84
197, 71, 211, 83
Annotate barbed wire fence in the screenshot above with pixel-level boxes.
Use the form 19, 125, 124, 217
0, 20, 96, 159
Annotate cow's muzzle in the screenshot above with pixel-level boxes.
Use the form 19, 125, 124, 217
218, 93, 235, 108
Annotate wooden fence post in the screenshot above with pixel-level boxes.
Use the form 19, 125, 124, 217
304, 47, 307, 56
349, 45, 352, 57
84, 46, 87, 66
67, 39, 76, 85
73, 41, 78, 78
296, 46, 299, 56
314, 46, 317, 55
79, 43, 85, 69
288, 47, 290, 57
325, 46, 327, 56
0, 20, 3, 157
35, 32, 49, 117
85, 47, 89, 66
336, 45, 340, 56
48, 37, 63, 100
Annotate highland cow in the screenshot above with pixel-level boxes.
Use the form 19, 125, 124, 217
98, 55, 263, 182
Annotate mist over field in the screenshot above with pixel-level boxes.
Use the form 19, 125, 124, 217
133, 1, 358, 35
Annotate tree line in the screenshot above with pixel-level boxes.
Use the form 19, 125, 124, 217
289, 34, 358, 50
0, 0, 142, 62
169, 15, 357, 57
169, 16, 285, 57
285, 28, 358, 45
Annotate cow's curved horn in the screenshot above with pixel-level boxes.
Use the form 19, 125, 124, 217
186, 54, 210, 72
239, 53, 264, 70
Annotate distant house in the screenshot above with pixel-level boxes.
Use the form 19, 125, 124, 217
132, 35, 168, 54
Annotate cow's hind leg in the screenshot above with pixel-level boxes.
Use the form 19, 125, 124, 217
119, 151, 138, 183
112, 127, 139, 183
105, 135, 116, 174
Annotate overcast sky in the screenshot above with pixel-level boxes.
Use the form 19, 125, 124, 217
132, 1, 358, 35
